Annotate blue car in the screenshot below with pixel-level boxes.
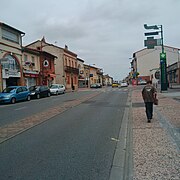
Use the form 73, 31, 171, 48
0, 86, 31, 104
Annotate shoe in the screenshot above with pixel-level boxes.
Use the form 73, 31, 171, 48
147, 119, 151, 123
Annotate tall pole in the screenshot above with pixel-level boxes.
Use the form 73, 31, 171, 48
160, 25, 164, 53
159, 25, 168, 91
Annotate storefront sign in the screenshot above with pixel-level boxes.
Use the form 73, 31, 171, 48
2, 69, 21, 78
23, 70, 39, 78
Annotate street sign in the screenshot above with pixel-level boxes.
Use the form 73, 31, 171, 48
144, 37, 157, 49
144, 32, 159, 36
144, 24, 159, 30
160, 52, 166, 61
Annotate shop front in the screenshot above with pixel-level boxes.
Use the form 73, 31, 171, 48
0, 55, 21, 90
23, 70, 39, 87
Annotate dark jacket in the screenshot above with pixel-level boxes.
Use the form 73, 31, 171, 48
142, 84, 157, 102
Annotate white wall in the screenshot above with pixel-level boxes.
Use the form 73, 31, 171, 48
136, 46, 179, 77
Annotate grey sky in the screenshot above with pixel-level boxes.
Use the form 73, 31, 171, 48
1, 0, 180, 80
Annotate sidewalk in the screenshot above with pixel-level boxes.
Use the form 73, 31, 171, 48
131, 86, 180, 179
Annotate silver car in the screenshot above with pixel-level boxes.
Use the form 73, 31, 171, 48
50, 84, 65, 95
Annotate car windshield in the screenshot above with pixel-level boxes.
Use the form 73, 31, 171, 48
29, 86, 40, 91
50, 85, 58, 89
2, 87, 16, 93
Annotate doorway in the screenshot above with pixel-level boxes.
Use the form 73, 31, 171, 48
6, 77, 19, 87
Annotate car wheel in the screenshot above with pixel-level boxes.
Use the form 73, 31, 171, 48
37, 94, 40, 99
47, 92, 51, 97
11, 97, 16, 104
27, 95, 31, 101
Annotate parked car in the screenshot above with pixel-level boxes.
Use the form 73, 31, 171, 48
50, 84, 65, 95
120, 82, 128, 87
0, 86, 31, 104
138, 80, 147, 85
29, 85, 51, 99
112, 83, 119, 88
90, 83, 102, 88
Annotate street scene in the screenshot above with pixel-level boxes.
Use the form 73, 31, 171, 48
0, 85, 180, 179
1, 0, 180, 179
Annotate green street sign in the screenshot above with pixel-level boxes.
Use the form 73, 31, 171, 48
160, 52, 166, 61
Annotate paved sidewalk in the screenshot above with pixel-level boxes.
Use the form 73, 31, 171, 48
131, 87, 180, 179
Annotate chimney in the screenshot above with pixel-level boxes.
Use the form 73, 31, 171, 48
65, 45, 68, 50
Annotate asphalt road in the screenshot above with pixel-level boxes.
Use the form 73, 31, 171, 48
0, 91, 99, 127
0, 88, 128, 180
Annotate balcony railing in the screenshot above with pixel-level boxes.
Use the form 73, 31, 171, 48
64, 66, 79, 74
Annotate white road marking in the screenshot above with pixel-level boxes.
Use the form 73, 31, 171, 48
14, 106, 27, 111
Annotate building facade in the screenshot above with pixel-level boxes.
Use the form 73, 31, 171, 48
0, 22, 25, 91
22, 47, 40, 87
103, 74, 113, 86
26, 38, 65, 86
77, 58, 86, 88
130, 46, 180, 85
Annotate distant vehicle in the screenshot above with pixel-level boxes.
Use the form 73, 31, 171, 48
0, 86, 31, 104
90, 83, 102, 88
120, 82, 128, 87
29, 85, 51, 99
50, 84, 65, 95
112, 83, 119, 88
138, 80, 147, 85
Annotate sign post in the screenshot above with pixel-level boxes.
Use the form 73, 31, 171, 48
144, 24, 168, 91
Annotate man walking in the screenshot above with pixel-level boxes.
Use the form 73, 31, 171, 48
142, 80, 157, 123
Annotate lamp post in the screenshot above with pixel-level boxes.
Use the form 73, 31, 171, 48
144, 24, 168, 91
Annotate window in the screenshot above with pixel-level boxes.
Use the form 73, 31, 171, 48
67, 75, 70, 84
74, 76, 77, 84
24, 54, 28, 62
22, 87, 28, 91
69, 60, 71, 67
64, 59, 67, 66
2, 28, 19, 44
3, 54, 20, 71
72, 61, 74, 68
31, 56, 35, 63
17, 87, 23, 93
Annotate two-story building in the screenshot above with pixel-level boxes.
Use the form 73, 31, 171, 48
22, 47, 40, 87
103, 74, 113, 86
0, 22, 25, 91
26, 37, 65, 86
64, 45, 78, 91
130, 46, 180, 85
26, 38, 79, 90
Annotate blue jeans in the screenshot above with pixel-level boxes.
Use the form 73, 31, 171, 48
145, 102, 153, 119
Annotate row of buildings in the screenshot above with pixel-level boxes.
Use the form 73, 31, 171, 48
128, 45, 180, 86
0, 22, 113, 92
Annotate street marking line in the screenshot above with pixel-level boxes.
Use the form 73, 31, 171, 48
111, 137, 120, 142
14, 106, 27, 111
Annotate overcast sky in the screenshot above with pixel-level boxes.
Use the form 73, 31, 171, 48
1, 0, 180, 80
